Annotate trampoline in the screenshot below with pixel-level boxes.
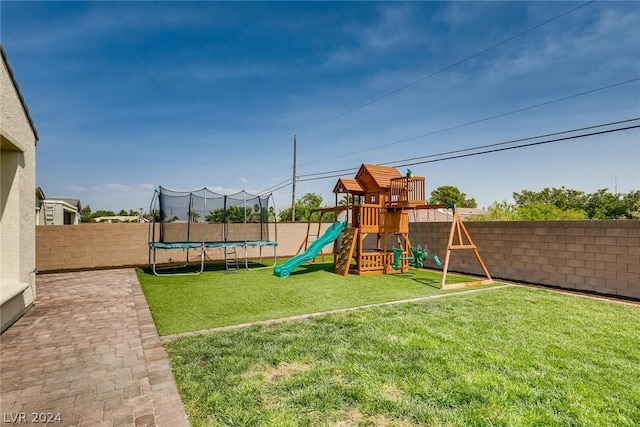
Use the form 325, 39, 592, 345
148, 187, 278, 275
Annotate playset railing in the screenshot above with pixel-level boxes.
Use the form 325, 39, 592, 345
388, 176, 425, 207
353, 204, 380, 231
359, 252, 395, 273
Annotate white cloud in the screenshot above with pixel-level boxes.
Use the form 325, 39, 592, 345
4, 3, 219, 54
63, 185, 88, 193
96, 183, 137, 192
360, 4, 417, 51
434, 1, 487, 26
207, 185, 241, 195
323, 3, 421, 68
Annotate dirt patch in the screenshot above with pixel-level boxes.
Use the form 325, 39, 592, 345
243, 361, 314, 384
335, 409, 364, 426
381, 384, 405, 402
367, 414, 413, 426
335, 409, 413, 427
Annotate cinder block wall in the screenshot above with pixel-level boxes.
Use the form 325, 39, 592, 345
36, 220, 638, 299
37, 224, 149, 271
36, 222, 330, 272
410, 220, 640, 299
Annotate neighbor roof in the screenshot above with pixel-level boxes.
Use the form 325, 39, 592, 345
410, 208, 486, 222
45, 198, 82, 211
1, 44, 39, 142
59, 198, 82, 211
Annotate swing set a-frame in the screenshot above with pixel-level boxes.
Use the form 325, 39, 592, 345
304, 163, 493, 290
415, 204, 494, 289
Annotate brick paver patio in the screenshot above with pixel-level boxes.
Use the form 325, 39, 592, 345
0, 269, 189, 427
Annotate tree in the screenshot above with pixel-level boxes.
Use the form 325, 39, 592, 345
516, 202, 587, 221
429, 185, 477, 208
585, 189, 630, 219
206, 209, 226, 223
475, 186, 640, 221
257, 206, 276, 223
471, 200, 518, 221
223, 206, 248, 223
80, 205, 93, 223
92, 210, 116, 218
268, 206, 277, 222
279, 193, 324, 222
338, 194, 353, 206
627, 191, 640, 219
472, 200, 588, 221
153, 209, 167, 222
207, 206, 256, 223
513, 187, 587, 211
512, 187, 638, 219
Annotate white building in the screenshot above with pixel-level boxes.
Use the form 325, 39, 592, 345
35, 187, 81, 225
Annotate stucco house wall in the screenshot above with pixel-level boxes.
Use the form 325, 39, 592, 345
1, 46, 39, 332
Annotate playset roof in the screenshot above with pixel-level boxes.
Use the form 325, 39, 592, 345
333, 178, 365, 194
354, 163, 403, 192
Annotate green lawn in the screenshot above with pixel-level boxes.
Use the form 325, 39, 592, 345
165, 286, 640, 427
137, 261, 490, 336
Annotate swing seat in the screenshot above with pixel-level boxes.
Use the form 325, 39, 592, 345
391, 247, 413, 270
433, 254, 443, 266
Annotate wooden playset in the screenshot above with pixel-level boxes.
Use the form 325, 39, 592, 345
299, 163, 493, 289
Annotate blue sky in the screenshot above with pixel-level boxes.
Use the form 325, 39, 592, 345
2, 1, 639, 213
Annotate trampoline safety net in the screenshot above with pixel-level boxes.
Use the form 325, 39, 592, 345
149, 186, 274, 244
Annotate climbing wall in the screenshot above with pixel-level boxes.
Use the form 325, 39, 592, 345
334, 228, 358, 276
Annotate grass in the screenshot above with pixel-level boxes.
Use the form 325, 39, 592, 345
164, 286, 640, 426
137, 261, 490, 336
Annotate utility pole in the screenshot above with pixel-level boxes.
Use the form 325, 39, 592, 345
291, 135, 297, 222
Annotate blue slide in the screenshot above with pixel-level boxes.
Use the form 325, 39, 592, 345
274, 221, 346, 277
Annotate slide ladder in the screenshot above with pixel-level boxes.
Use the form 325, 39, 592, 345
274, 221, 346, 277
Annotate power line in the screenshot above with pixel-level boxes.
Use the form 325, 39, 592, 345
296, 1, 594, 136
296, 124, 639, 183
297, 116, 640, 179
263, 1, 596, 174
261, 181, 293, 195
299, 77, 640, 167
380, 117, 640, 167
394, 125, 639, 168
257, 177, 293, 195
298, 165, 361, 179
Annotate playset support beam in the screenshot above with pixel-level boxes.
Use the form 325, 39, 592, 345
439, 209, 493, 289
